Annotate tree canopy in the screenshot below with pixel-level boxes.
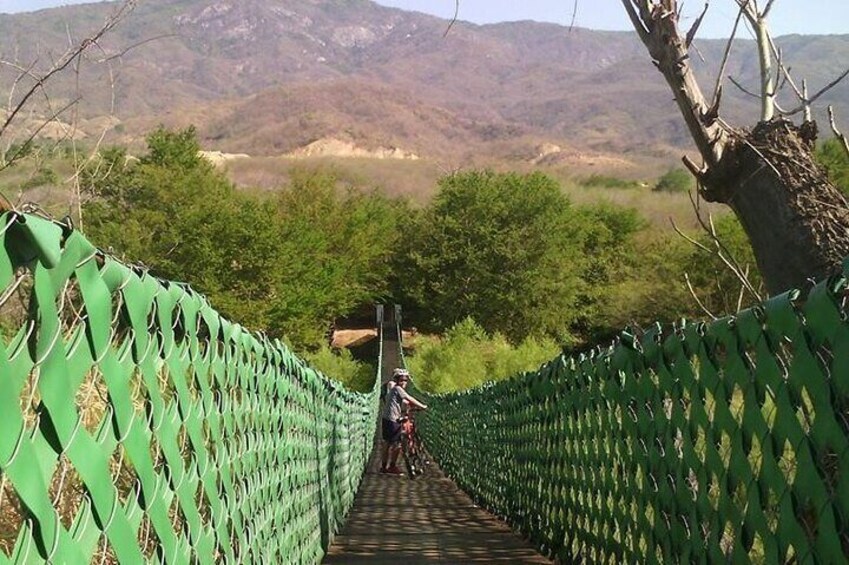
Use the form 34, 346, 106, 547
84, 126, 403, 347
393, 170, 641, 344
80, 127, 764, 372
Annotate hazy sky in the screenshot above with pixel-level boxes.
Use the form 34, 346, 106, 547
0, 0, 104, 13
0, 0, 847, 38
373, 1, 849, 37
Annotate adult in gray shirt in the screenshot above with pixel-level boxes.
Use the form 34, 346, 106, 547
380, 369, 427, 474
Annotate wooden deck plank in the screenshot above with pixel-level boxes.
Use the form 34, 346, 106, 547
323, 451, 550, 564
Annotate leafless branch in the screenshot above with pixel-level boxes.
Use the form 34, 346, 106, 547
685, 2, 710, 49
780, 67, 849, 116
96, 34, 177, 63
762, 0, 778, 18
828, 106, 849, 159
773, 46, 784, 92
692, 191, 762, 300
0, 96, 81, 174
765, 34, 807, 105
620, 1, 650, 43
670, 184, 764, 305
1, 58, 73, 145
66, 31, 121, 230
733, 0, 759, 27
682, 154, 704, 177
568, 0, 579, 32
443, 0, 460, 38
0, 1, 135, 143
0, 0, 138, 219
736, 265, 751, 311
728, 75, 760, 100
684, 272, 719, 320
671, 218, 712, 255
802, 80, 812, 123
4, 59, 39, 116
710, 5, 744, 114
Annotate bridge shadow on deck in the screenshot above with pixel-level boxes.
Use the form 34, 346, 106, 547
323, 450, 550, 564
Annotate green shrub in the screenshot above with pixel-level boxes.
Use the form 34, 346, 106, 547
84, 127, 406, 348
406, 317, 558, 393
579, 174, 639, 189
21, 166, 59, 189
304, 345, 376, 393
393, 170, 641, 345
816, 138, 849, 195
653, 167, 694, 193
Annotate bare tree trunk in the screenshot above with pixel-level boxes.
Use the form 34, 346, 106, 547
704, 121, 849, 293
622, 0, 849, 294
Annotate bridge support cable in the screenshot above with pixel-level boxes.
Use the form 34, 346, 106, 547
377, 303, 403, 385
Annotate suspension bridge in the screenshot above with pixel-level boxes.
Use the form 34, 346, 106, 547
0, 211, 847, 563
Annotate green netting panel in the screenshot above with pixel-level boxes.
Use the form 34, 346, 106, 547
414, 264, 849, 563
0, 212, 380, 564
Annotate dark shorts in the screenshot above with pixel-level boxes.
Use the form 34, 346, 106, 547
382, 418, 402, 443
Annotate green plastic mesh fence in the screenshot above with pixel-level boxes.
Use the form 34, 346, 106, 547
415, 260, 849, 563
0, 212, 379, 564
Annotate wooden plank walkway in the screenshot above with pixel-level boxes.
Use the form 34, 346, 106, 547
323, 451, 550, 564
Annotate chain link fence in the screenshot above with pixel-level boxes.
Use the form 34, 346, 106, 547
416, 260, 849, 563
0, 212, 380, 564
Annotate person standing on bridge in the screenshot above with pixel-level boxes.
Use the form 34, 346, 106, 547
380, 368, 427, 475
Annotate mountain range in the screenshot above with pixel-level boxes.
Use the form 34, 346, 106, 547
1, 0, 848, 169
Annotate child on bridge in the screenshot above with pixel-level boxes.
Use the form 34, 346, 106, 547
380, 368, 427, 475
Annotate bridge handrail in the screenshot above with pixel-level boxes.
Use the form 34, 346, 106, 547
413, 259, 849, 562
0, 211, 380, 563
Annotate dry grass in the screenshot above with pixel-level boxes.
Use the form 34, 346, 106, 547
0, 477, 24, 557
225, 154, 445, 204
221, 151, 717, 231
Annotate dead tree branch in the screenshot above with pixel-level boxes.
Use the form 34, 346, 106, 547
781, 67, 849, 116
828, 106, 849, 159
0, 2, 134, 141
684, 2, 710, 49
0, 0, 137, 210
762, 0, 778, 18
443, 1, 460, 38
670, 186, 764, 304
684, 272, 719, 320
710, 5, 744, 112
728, 76, 761, 100
569, 0, 579, 32
620, 0, 729, 166
96, 34, 177, 63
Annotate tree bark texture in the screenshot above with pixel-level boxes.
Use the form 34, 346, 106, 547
622, 0, 849, 294
702, 121, 849, 294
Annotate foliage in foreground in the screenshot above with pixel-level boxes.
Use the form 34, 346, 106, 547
406, 318, 559, 393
